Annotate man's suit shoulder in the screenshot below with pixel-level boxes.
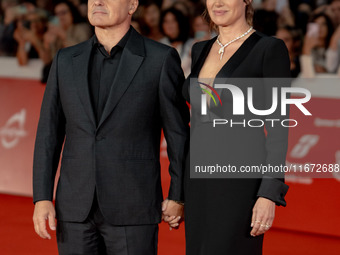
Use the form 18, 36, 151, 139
57, 38, 92, 57
142, 36, 174, 56
56, 32, 178, 62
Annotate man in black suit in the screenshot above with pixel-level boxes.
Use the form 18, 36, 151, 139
32, 0, 189, 254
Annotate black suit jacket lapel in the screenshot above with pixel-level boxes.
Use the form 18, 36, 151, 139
72, 37, 96, 126
211, 32, 261, 108
190, 32, 261, 80
191, 38, 216, 77
188, 33, 261, 111
183, 38, 215, 103
209, 32, 261, 117
97, 28, 145, 129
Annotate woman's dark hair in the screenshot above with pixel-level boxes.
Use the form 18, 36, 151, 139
310, 12, 334, 48
160, 7, 191, 43
54, 0, 85, 24
139, 1, 162, 36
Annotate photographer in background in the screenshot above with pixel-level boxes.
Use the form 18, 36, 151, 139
140, 1, 165, 42
301, 13, 334, 77
43, 0, 91, 61
41, 0, 92, 82
160, 7, 193, 77
13, 9, 47, 65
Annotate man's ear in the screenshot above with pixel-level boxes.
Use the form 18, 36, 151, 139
128, 0, 139, 15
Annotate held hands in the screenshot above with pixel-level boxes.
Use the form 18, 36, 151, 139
162, 199, 184, 230
33, 200, 56, 239
250, 197, 275, 237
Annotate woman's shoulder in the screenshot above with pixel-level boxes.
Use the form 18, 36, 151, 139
254, 31, 287, 51
191, 37, 216, 66
252, 32, 290, 76
191, 37, 215, 55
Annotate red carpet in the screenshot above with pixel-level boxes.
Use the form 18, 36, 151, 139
1, 193, 339, 255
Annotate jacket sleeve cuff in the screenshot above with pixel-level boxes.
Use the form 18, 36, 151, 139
167, 183, 184, 202
257, 176, 289, 206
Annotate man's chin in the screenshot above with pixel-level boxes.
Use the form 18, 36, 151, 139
90, 21, 109, 29
89, 17, 108, 27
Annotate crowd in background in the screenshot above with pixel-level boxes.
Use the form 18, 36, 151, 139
1, 0, 340, 81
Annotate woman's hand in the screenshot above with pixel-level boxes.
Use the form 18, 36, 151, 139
13, 28, 25, 45
21, 28, 36, 43
13, 21, 26, 45
250, 197, 275, 237
302, 35, 319, 55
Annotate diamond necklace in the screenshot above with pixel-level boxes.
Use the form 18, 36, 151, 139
216, 26, 253, 60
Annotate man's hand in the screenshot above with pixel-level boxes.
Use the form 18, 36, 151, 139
162, 199, 184, 230
250, 197, 275, 237
33, 200, 56, 239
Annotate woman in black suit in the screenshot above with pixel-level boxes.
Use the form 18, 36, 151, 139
169, 0, 290, 254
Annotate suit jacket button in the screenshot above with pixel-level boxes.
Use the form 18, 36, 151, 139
96, 136, 104, 141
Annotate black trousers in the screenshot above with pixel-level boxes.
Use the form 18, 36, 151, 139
56, 195, 158, 255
